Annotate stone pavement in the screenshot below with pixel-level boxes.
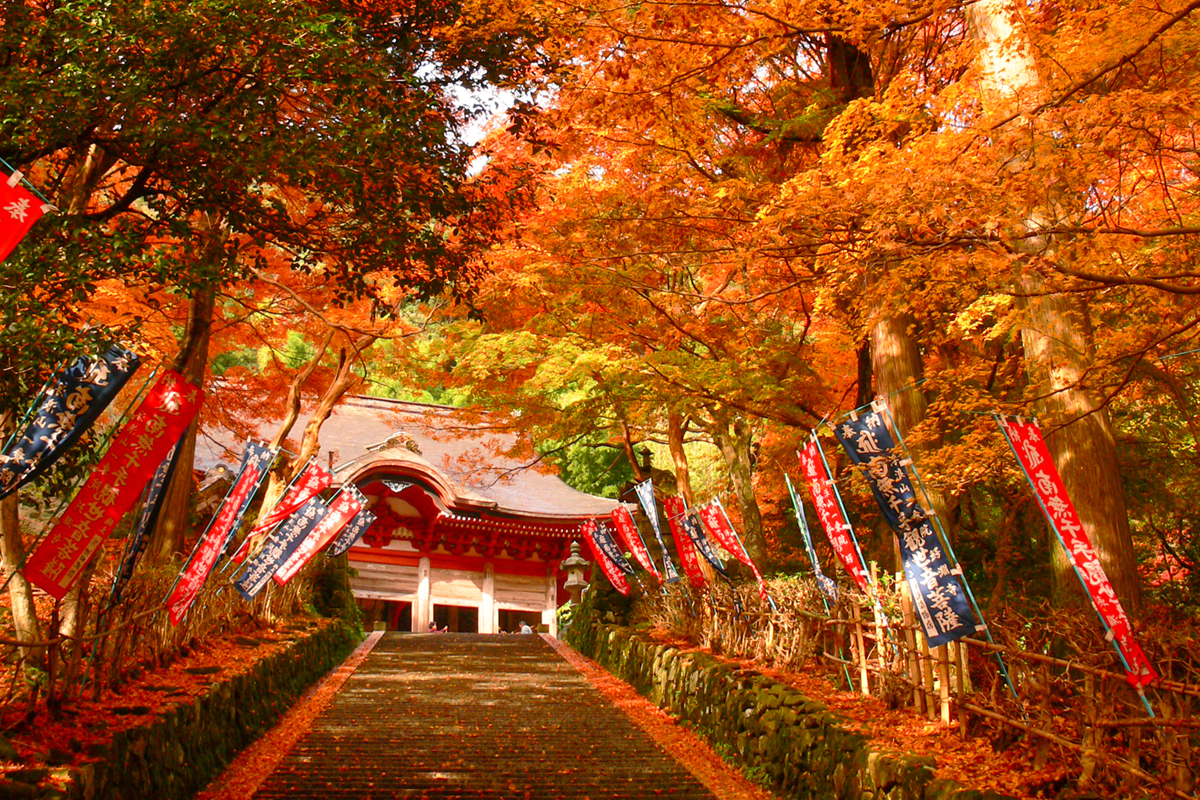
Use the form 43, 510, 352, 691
248, 633, 720, 799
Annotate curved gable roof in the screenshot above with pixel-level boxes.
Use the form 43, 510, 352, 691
197, 394, 620, 521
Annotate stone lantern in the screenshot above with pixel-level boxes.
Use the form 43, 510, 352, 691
562, 540, 590, 604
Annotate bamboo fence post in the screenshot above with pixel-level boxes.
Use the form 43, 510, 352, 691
852, 602, 870, 696
937, 644, 951, 724
1180, 693, 1194, 793
1124, 725, 1143, 796
898, 575, 924, 713
919, 628, 936, 720
955, 640, 967, 737
1080, 672, 1097, 788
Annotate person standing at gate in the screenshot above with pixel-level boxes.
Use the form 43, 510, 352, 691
518, 620, 533, 634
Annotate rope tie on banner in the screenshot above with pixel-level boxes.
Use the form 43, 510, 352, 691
0, 363, 161, 597
881, 405, 1022, 707
993, 413, 1156, 719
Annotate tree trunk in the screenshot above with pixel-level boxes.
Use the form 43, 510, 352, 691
619, 420, 647, 483
968, 0, 1142, 615
701, 406, 766, 564
148, 283, 216, 562
1020, 291, 1141, 613
666, 411, 695, 506
0, 412, 43, 662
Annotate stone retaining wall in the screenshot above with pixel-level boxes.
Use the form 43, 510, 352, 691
565, 620, 1013, 800
59, 620, 360, 800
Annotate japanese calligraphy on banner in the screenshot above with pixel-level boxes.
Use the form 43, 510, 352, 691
233, 461, 333, 563
834, 414, 976, 648
998, 417, 1157, 687
633, 478, 680, 583
786, 473, 838, 603
26, 373, 203, 600
663, 497, 707, 588
580, 518, 629, 596
235, 497, 328, 601
0, 170, 52, 263
698, 498, 770, 603
166, 441, 274, 625
611, 505, 660, 578
0, 346, 140, 500
274, 485, 367, 585
799, 440, 869, 592
679, 509, 726, 575
113, 442, 182, 603
324, 508, 377, 558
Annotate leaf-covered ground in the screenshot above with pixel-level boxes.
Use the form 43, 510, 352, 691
0, 616, 333, 788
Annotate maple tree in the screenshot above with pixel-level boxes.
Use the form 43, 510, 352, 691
393, 0, 1200, 623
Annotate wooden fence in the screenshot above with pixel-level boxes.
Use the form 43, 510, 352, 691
647, 578, 1198, 799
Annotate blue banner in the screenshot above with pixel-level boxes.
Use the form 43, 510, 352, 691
325, 508, 377, 558
834, 413, 974, 647
633, 478, 680, 582
678, 511, 727, 574
785, 473, 838, 604
112, 440, 183, 603
593, 519, 636, 576
234, 496, 328, 600
0, 346, 140, 500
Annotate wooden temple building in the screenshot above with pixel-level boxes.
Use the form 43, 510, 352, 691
199, 396, 617, 635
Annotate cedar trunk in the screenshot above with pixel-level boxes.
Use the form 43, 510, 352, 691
968, 0, 1142, 615
1019, 289, 1141, 614
148, 284, 216, 562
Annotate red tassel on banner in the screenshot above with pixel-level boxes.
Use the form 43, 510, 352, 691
26, 374, 204, 600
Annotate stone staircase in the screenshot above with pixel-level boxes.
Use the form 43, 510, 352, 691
252, 633, 716, 799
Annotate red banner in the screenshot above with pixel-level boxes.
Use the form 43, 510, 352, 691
664, 496, 707, 589
999, 417, 1157, 687
698, 498, 769, 602
233, 461, 333, 563
273, 486, 366, 585
165, 444, 272, 625
611, 505, 660, 579
0, 171, 51, 263
26, 373, 203, 600
799, 440, 869, 592
580, 518, 629, 596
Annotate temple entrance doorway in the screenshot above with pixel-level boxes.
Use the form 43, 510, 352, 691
359, 598, 411, 632
433, 604, 480, 633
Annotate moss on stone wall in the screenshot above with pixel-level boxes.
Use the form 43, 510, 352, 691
56, 620, 360, 800
565, 620, 1014, 800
